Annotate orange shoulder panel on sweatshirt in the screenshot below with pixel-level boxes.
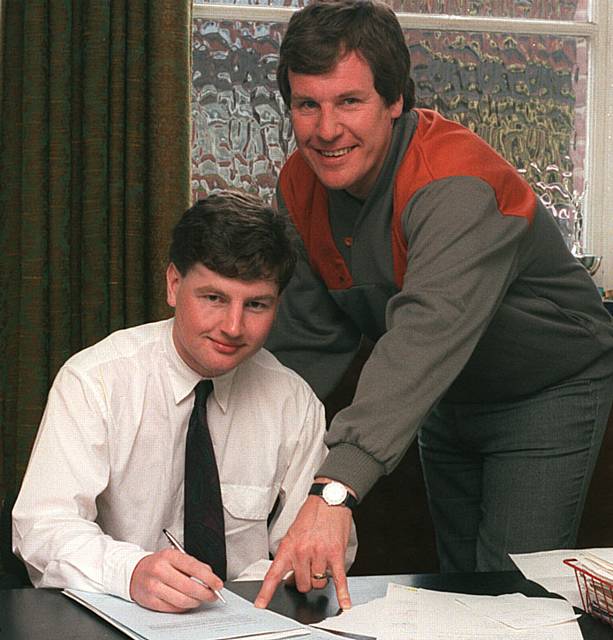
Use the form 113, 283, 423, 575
279, 110, 536, 290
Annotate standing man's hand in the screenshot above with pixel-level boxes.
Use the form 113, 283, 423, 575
254, 481, 355, 611
130, 549, 224, 612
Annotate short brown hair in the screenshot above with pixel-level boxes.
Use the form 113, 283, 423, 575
169, 191, 297, 292
277, 0, 415, 112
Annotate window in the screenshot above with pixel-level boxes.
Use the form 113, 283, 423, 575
192, 0, 613, 288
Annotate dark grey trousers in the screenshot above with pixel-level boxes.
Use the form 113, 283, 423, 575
419, 373, 613, 572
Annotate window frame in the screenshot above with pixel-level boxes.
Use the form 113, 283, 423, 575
195, 2, 613, 289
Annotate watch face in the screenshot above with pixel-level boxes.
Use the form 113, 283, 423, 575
322, 481, 347, 506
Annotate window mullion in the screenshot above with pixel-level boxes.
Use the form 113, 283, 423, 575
585, 0, 612, 288
394, 14, 595, 38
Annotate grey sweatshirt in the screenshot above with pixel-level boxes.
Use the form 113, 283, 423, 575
266, 110, 613, 499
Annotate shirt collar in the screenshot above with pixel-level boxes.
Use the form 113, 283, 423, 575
163, 318, 236, 413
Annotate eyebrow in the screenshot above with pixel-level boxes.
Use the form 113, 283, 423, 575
193, 286, 223, 295
193, 287, 277, 303
291, 88, 368, 102
290, 92, 314, 102
247, 294, 278, 303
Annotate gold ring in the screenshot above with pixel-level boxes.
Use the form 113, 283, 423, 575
312, 572, 327, 580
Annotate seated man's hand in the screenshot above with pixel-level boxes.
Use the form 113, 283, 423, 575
254, 492, 353, 611
130, 548, 224, 612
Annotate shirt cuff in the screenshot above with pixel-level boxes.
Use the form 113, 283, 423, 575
232, 559, 272, 582
105, 548, 152, 601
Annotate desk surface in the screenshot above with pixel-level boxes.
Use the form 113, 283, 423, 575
1, 571, 612, 639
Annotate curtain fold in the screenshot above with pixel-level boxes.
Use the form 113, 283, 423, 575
0, 1, 192, 501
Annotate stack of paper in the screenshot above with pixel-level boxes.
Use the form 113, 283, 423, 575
313, 582, 582, 640
64, 588, 311, 640
580, 548, 613, 580
576, 549, 613, 621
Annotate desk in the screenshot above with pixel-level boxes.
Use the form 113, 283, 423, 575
1, 572, 612, 639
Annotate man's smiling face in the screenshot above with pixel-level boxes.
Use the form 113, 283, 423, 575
289, 50, 403, 200
167, 262, 279, 378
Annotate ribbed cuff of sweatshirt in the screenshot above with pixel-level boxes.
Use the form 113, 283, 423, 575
317, 442, 385, 501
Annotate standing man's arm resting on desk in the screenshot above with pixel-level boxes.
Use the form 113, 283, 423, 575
255, 477, 355, 611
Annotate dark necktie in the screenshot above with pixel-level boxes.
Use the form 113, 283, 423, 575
184, 379, 227, 579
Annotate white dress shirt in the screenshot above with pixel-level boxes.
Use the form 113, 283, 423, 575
13, 319, 356, 600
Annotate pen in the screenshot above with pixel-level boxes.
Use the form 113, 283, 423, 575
162, 528, 227, 604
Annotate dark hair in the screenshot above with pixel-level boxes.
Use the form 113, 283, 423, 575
277, 0, 415, 112
169, 190, 297, 292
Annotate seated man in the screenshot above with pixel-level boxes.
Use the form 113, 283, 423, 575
12, 190, 356, 612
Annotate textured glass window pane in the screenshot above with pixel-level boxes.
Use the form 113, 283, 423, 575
192, 19, 292, 203
192, 19, 587, 247
194, 0, 589, 21
408, 29, 587, 247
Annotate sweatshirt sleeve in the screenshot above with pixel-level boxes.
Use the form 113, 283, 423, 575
266, 191, 362, 400
318, 176, 530, 498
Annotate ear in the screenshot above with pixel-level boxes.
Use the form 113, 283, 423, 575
391, 95, 403, 119
271, 294, 281, 322
166, 263, 181, 308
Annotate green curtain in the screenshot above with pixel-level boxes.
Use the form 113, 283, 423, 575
0, 1, 192, 503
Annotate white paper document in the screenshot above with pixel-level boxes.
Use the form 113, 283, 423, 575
312, 582, 582, 640
510, 547, 613, 609
311, 595, 389, 636
312, 587, 418, 639
455, 592, 580, 629
416, 587, 581, 640
64, 587, 310, 640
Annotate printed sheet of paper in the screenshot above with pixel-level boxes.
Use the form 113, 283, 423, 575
380, 582, 418, 640
311, 595, 394, 637
416, 588, 582, 640
312, 584, 419, 639
510, 548, 613, 609
64, 587, 310, 640
510, 549, 586, 608
313, 582, 582, 640
454, 592, 579, 629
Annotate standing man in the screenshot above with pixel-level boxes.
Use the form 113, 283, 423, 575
13, 190, 356, 612
255, 0, 613, 610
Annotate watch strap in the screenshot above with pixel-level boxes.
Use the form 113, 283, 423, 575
309, 482, 358, 510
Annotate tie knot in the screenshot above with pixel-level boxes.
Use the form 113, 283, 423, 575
194, 379, 214, 404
